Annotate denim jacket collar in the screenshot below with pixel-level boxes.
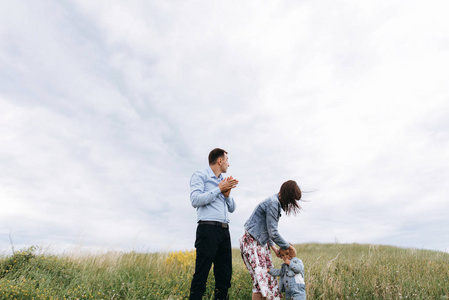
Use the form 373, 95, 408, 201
275, 193, 282, 217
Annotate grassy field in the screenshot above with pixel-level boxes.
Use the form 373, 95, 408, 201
0, 243, 448, 299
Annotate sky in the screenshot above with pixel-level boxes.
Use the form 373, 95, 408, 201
1, 0, 448, 255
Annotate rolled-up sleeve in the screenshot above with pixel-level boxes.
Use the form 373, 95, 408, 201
268, 268, 282, 277
266, 200, 289, 249
225, 197, 236, 213
190, 172, 221, 208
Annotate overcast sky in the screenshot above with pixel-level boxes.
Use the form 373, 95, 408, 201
1, 0, 448, 255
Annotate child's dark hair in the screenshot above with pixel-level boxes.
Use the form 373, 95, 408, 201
279, 180, 302, 215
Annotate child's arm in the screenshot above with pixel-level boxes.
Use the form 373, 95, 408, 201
268, 267, 282, 277
288, 258, 303, 274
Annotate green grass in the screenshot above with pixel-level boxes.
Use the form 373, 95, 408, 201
0, 243, 448, 299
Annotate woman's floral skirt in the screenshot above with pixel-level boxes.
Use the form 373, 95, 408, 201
239, 231, 282, 299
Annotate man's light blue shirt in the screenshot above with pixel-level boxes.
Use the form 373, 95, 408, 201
190, 167, 236, 223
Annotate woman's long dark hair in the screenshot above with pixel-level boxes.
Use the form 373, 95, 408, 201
279, 180, 302, 215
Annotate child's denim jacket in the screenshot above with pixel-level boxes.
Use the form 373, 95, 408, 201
269, 257, 306, 300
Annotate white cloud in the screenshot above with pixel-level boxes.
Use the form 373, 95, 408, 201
1, 0, 448, 254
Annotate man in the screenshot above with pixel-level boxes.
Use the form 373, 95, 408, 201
189, 148, 239, 300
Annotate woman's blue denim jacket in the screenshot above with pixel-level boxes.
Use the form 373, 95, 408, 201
244, 194, 290, 249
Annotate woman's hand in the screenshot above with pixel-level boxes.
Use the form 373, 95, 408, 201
288, 244, 297, 257
270, 245, 281, 257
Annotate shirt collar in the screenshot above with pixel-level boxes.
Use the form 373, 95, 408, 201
207, 166, 223, 180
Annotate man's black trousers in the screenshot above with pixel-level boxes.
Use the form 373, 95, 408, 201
189, 223, 232, 300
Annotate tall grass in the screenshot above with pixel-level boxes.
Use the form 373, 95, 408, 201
0, 243, 448, 299
299, 243, 449, 299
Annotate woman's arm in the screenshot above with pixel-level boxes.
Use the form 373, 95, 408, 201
266, 199, 290, 249
270, 244, 281, 258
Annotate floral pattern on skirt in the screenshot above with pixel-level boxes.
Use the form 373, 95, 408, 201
240, 231, 282, 299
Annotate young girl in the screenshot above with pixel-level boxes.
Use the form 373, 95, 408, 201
268, 249, 306, 300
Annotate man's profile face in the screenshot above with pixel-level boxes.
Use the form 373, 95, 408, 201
219, 153, 230, 173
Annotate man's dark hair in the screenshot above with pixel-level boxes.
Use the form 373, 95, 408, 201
208, 148, 227, 165
279, 180, 302, 215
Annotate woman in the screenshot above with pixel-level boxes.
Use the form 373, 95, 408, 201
240, 180, 302, 300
